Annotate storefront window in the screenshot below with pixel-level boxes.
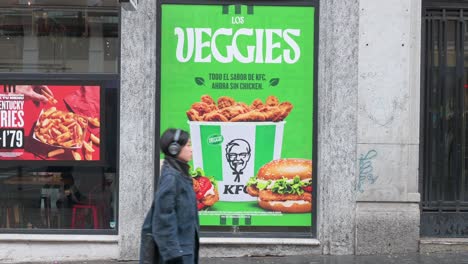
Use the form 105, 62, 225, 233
0, 166, 117, 230
0, 6, 119, 233
0, 82, 119, 232
0, 8, 118, 73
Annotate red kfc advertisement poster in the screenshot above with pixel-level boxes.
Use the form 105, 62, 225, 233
0, 85, 100, 161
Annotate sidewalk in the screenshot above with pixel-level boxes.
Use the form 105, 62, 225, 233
22, 253, 468, 264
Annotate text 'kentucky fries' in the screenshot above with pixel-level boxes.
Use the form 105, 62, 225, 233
34, 107, 88, 148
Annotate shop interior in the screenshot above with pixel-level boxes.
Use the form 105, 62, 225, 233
0, 166, 117, 230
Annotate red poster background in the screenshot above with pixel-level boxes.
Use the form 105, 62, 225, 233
0, 85, 100, 161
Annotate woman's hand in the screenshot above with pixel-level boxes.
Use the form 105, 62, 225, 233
15, 85, 54, 102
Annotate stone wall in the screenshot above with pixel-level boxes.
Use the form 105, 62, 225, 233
119, 0, 157, 259
117, 0, 423, 258
355, 0, 421, 254
317, 0, 360, 255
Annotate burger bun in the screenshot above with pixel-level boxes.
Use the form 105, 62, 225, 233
258, 158, 312, 181
258, 200, 311, 213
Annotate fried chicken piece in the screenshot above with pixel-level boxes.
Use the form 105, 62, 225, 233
247, 185, 259, 197
201, 95, 218, 111
250, 99, 264, 110
187, 109, 203, 121
191, 102, 212, 116
258, 106, 283, 121
235, 102, 250, 112
217, 96, 235, 109
279, 101, 293, 112
201, 95, 215, 105
202, 191, 219, 207
273, 102, 294, 121
187, 96, 293, 122
230, 111, 266, 122
203, 111, 229, 122
266, 96, 280, 107
259, 190, 312, 202
208, 105, 218, 111
220, 105, 248, 120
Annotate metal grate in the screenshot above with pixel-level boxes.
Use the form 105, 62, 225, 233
422, 7, 468, 237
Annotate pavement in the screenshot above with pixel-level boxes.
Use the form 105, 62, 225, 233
19, 253, 468, 264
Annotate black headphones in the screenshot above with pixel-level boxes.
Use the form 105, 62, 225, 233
168, 129, 181, 156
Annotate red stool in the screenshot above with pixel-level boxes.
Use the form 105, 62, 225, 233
71, 204, 99, 229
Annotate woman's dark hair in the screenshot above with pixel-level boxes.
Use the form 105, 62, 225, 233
160, 128, 190, 157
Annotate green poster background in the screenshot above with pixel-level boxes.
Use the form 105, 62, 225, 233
160, 4, 315, 227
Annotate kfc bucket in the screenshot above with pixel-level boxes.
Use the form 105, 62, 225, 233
189, 121, 285, 201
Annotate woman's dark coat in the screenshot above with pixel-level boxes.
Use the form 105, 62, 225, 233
140, 159, 200, 264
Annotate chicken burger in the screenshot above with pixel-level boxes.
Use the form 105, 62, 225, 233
246, 159, 312, 213
191, 168, 219, 210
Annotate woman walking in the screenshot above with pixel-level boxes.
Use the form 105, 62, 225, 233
140, 128, 199, 264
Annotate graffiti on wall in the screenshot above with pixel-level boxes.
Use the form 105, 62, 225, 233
356, 149, 378, 193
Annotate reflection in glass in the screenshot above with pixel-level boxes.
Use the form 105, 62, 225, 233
0, 8, 118, 73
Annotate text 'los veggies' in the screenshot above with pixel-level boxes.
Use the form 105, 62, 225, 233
174, 28, 301, 64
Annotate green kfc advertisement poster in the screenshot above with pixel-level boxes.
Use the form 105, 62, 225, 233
160, 3, 316, 227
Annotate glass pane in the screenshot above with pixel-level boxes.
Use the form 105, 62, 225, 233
428, 18, 442, 203
463, 19, 468, 202
447, 20, 457, 67
433, 19, 439, 67
0, 167, 117, 230
0, 82, 119, 231
0, 8, 119, 73
425, 16, 466, 207
444, 20, 457, 202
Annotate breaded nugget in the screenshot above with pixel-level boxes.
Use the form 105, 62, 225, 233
201, 95, 215, 105
203, 111, 229, 122
230, 111, 267, 122
191, 102, 212, 116
250, 99, 264, 110
201, 95, 218, 111
258, 106, 283, 121
217, 96, 235, 109
273, 102, 294, 121
187, 109, 203, 121
266, 95, 280, 107
235, 102, 250, 112
220, 105, 248, 120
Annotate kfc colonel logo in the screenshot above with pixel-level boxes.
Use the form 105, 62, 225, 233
225, 139, 251, 182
